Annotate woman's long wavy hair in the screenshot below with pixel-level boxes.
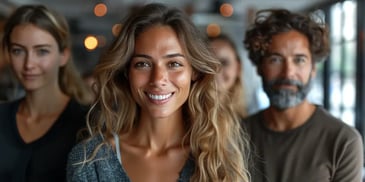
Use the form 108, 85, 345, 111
243, 9, 330, 66
209, 34, 247, 119
87, 3, 249, 182
2, 5, 93, 105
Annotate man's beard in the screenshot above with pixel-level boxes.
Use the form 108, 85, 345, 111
262, 76, 313, 110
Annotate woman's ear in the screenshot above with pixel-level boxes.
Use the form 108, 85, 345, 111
237, 61, 242, 75
192, 70, 199, 82
60, 48, 70, 66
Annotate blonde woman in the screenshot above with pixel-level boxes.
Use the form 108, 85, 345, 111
209, 34, 248, 119
0, 5, 93, 182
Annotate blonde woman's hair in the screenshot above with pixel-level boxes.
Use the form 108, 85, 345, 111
2, 5, 93, 105
86, 3, 250, 181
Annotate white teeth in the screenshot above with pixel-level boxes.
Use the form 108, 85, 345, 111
148, 93, 172, 100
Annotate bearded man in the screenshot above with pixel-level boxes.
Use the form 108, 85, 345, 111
242, 9, 363, 182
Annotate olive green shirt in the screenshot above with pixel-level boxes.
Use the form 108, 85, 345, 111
242, 106, 363, 182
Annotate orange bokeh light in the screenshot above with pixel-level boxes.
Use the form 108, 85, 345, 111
220, 3, 234, 17
206, 23, 221, 37
112, 23, 122, 37
94, 3, 107, 17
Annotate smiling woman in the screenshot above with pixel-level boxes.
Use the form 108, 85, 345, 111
129, 25, 193, 119
66, 3, 250, 182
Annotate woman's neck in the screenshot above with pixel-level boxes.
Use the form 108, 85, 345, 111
123, 112, 187, 153
20, 88, 70, 117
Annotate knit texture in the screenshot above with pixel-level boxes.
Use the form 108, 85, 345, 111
67, 135, 195, 182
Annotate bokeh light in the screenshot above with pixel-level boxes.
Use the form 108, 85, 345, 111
206, 23, 221, 37
112, 23, 122, 37
84, 35, 98, 51
94, 3, 107, 17
220, 3, 234, 17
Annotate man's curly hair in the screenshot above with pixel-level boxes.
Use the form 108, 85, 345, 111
243, 9, 330, 66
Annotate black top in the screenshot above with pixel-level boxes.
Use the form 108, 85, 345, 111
0, 98, 89, 182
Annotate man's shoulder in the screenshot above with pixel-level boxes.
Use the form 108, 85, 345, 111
242, 109, 265, 123
241, 110, 265, 134
312, 106, 361, 139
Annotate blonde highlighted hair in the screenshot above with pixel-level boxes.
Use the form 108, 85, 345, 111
86, 3, 250, 181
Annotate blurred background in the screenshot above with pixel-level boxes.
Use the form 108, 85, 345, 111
0, 0, 332, 74
1, 0, 365, 141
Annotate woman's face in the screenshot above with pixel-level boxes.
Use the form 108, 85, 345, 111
129, 25, 193, 119
9, 23, 68, 92
210, 39, 241, 92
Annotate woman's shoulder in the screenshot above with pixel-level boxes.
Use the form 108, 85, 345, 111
0, 98, 21, 108
64, 99, 90, 116
67, 134, 107, 178
68, 134, 106, 163
0, 99, 21, 117
67, 134, 126, 181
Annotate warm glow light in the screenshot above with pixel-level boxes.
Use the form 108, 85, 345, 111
94, 3, 107, 17
112, 23, 122, 37
84, 35, 98, 51
220, 3, 234, 17
206, 23, 221, 37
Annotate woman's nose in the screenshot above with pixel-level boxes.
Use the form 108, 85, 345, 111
149, 65, 167, 87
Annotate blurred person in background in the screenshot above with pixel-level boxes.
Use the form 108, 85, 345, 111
209, 34, 248, 119
242, 8, 363, 182
0, 4, 93, 182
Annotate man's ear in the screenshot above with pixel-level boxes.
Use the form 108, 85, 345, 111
60, 48, 70, 66
311, 64, 317, 78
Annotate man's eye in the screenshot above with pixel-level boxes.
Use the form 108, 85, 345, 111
268, 56, 282, 64
294, 57, 306, 64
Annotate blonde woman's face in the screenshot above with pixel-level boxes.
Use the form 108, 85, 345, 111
129, 25, 193, 119
210, 39, 240, 92
9, 24, 68, 92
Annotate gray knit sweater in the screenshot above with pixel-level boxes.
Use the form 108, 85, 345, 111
66, 135, 195, 182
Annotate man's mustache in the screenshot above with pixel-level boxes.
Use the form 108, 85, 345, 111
269, 79, 304, 89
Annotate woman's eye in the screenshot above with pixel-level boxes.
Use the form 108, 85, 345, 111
37, 49, 50, 56
220, 59, 229, 67
10, 48, 23, 56
134, 61, 151, 68
168, 62, 182, 68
